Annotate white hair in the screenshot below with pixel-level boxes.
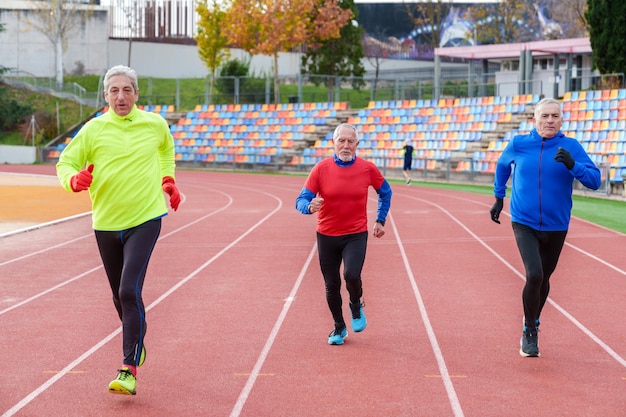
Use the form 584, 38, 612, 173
534, 97, 562, 119
332, 123, 360, 141
103, 65, 139, 92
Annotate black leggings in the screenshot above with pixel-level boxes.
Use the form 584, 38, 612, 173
316, 231, 367, 330
95, 218, 161, 367
512, 222, 567, 329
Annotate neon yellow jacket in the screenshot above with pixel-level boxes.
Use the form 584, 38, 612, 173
56, 105, 176, 231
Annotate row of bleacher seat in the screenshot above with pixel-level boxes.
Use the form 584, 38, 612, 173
368, 93, 539, 110
564, 89, 626, 101
483, 89, 626, 181
45, 89, 626, 183
44, 105, 171, 159
193, 102, 349, 112
336, 90, 626, 178
332, 94, 540, 174
561, 89, 626, 182
174, 102, 348, 164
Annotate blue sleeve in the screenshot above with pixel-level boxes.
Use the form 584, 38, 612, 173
570, 146, 601, 190
295, 187, 316, 214
375, 179, 392, 222
494, 140, 514, 198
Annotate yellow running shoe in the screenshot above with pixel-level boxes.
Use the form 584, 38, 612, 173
138, 345, 146, 367
108, 368, 136, 395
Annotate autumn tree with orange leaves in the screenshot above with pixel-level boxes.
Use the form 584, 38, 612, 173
222, 0, 352, 103
196, 0, 231, 104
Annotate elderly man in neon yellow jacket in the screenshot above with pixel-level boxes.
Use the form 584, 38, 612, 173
56, 65, 180, 396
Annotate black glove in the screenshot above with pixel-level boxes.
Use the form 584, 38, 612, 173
490, 197, 503, 224
554, 147, 574, 170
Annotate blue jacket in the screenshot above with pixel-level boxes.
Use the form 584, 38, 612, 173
494, 128, 601, 231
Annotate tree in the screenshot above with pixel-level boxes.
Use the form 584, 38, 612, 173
109, 0, 143, 66
301, 0, 365, 101
468, 0, 535, 45
549, 0, 589, 39
362, 32, 388, 95
196, 0, 231, 104
586, 0, 626, 76
26, 0, 91, 89
404, 0, 446, 50
0, 86, 34, 133
223, 0, 351, 103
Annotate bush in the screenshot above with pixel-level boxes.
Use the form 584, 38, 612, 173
0, 83, 34, 131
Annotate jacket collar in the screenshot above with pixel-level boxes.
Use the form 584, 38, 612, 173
531, 128, 564, 141
333, 154, 356, 167
108, 105, 139, 122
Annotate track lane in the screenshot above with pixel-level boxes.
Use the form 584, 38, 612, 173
391, 186, 626, 416
1, 175, 289, 416
2, 172, 625, 416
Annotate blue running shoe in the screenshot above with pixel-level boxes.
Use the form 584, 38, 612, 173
350, 302, 367, 332
328, 327, 348, 345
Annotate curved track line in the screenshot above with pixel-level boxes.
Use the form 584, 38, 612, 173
0, 233, 92, 267
399, 192, 626, 369
0, 213, 92, 239
2, 189, 282, 417
0, 183, 189, 240
0, 188, 230, 316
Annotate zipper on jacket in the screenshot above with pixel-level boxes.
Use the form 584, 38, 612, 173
538, 139, 545, 230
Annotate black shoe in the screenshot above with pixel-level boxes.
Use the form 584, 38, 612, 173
519, 328, 539, 357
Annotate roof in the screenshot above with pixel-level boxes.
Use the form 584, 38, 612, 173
434, 37, 592, 60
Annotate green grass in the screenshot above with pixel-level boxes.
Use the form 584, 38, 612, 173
1, 83, 97, 145
570, 196, 626, 233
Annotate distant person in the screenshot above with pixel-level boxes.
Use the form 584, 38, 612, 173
489, 97, 600, 357
56, 65, 181, 395
402, 139, 415, 185
296, 123, 392, 345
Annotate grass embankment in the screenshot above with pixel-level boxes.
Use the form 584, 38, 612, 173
400, 180, 626, 234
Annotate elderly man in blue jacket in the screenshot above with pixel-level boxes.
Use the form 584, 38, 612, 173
489, 97, 601, 358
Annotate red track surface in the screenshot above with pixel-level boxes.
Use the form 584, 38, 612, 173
1, 166, 625, 416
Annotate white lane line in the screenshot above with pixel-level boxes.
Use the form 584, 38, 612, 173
0, 190, 228, 316
0, 212, 92, 239
0, 232, 92, 267
401, 193, 626, 369
0, 265, 102, 316
229, 243, 317, 417
1, 192, 281, 417
389, 212, 465, 417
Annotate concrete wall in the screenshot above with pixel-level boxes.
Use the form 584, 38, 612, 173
1, 1, 443, 79
0, 1, 109, 76
107, 39, 441, 79
0, 145, 37, 164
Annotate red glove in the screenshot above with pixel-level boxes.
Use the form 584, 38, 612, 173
70, 164, 94, 192
162, 176, 180, 211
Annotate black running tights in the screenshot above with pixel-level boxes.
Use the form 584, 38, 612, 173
316, 231, 367, 330
512, 222, 567, 330
95, 218, 161, 367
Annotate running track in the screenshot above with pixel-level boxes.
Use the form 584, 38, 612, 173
1, 165, 625, 417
